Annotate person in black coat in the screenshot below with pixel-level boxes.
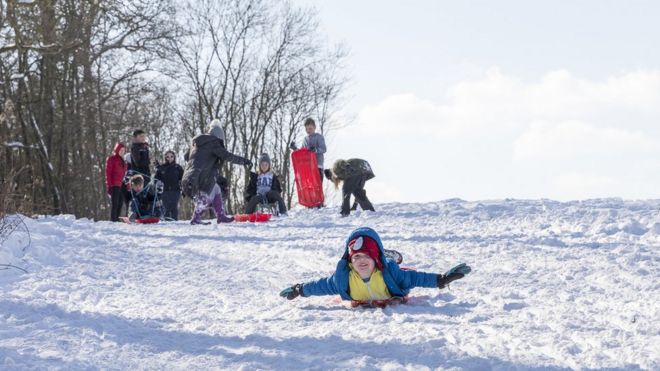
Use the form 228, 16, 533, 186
130, 129, 151, 179
181, 119, 251, 224
155, 150, 184, 220
324, 158, 376, 217
244, 153, 287, 215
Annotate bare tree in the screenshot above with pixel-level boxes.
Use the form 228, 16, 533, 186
171, 0, 348, 213
0, 0, 177, 219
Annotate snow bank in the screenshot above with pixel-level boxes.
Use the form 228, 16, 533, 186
1, 199, 658, 369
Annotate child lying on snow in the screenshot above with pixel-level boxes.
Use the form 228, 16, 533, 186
279, 227, 471, 306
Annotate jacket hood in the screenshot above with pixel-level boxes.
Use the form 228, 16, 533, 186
342, 227, 388, 268
113, 142, 125, 155
164, 151, 177, 164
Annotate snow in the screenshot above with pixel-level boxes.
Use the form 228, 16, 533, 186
1, 199, 658, 369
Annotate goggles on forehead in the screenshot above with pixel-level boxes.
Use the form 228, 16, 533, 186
349, 236, 364, 252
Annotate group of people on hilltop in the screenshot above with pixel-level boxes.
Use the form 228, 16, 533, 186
105, 129, 184, 222
105, 117, 377, 224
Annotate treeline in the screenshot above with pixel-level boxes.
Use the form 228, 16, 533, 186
0, 0, 346, 219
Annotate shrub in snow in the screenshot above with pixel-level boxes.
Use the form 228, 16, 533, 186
0, 215, 30, 273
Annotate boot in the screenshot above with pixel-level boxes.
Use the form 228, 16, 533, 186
190, 195, 207, 225
190, 209, 204, 225
212, 193, 234, 223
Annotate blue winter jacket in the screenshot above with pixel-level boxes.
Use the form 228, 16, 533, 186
302, 227, 439, 300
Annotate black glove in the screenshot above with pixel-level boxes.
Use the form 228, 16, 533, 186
244, 160, 252, 168
289, 141, 298, 151
437, 263, 471, 289
308, 146, 316, 152
279, 283, 304, 300
323, 169, 333, 180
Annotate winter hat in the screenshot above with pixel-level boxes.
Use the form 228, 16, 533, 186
348, 236, 383, 271
258, 153, 271, 167
208, 119, 225, 141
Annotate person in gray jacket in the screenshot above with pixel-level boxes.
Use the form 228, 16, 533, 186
182, 119, 251, 224
290, 117, 326, 183
324, 158, 375, 217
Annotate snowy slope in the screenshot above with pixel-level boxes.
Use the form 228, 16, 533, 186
1, 199, 659, 370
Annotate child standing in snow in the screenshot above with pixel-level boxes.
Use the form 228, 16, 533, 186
279, 227, 471, 305
290, 118, 326, 184
244, 153, 287, 215
105, 142, 128, 222
324, 158, 376, 217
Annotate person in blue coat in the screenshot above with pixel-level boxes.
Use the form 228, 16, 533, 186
280, 227, 471, 304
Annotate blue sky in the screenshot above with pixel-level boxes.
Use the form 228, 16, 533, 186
294, 0, 660, 203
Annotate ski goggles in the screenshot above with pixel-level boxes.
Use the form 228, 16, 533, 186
349, 237, 364, 252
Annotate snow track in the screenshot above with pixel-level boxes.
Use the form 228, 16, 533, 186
1, 199, 659, 369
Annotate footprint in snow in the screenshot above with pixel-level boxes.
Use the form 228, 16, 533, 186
503, 302, 527, 311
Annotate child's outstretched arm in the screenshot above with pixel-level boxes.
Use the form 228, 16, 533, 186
279, 274, 341, 300
389, 262, 472, 290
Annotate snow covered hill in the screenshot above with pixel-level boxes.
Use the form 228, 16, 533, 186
1, 199, 659, 370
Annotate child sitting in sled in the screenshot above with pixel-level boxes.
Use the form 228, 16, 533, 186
244, 153, 287, 216
128, 174, 162, 222
279, 227, 471, 307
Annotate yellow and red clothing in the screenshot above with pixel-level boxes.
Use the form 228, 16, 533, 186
348, 266, 391, 301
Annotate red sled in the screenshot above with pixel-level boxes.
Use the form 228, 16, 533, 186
291, 149, 324, 207
119, 216, 160, 224
351, 296, 409, 308
234, 213, 272, 222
